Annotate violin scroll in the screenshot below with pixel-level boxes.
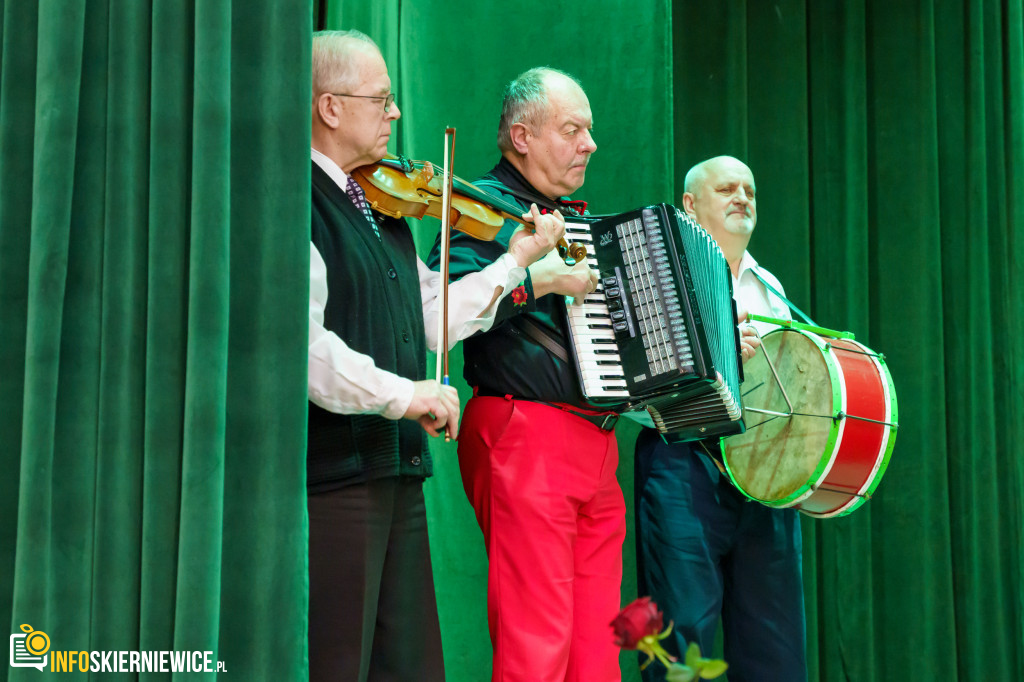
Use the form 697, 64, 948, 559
564, 241, 588, 263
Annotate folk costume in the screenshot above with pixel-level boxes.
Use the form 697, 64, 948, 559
427, 158, 626, 682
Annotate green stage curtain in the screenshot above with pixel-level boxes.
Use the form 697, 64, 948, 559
0, 1, 310, 679
326, 1, 1024, 680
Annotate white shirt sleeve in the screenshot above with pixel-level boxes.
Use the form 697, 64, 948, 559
420, 252, 526, 351
307, 242, 414, 419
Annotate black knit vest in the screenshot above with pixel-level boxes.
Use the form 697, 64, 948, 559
307, 163, 429, 491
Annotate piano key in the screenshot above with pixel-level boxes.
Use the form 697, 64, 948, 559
577, 360, 623, 372
571, 327, 617, 340
566, 303, 611, 315
579, 373, 628, 387
578, 358, 622, 372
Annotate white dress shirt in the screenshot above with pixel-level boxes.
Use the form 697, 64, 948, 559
733, 251, 792, 333
308, 149, 527, 420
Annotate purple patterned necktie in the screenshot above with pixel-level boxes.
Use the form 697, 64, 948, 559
345, 176, 381, 240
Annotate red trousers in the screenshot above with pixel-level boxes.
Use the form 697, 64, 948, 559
458, 395, 626, 682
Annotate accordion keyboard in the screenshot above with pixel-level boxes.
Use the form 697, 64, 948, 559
563, 221, 630, 399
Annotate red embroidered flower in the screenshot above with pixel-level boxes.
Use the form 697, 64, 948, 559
511, 285, 528, 307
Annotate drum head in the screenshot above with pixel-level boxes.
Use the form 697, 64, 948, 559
723, 329, 841, 505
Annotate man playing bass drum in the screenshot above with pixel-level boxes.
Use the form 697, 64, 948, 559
633, 156, 806, 682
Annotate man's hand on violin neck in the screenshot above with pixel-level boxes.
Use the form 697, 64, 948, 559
507, 204, 566, 268
404, 380, 461, 439
529, 250, 598, 301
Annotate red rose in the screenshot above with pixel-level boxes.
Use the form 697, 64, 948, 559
610, 597, 664, 649
611, 597, 725, 678
511, 285, 528, 307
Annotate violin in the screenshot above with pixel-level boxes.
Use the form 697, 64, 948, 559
351, 155, 588, 263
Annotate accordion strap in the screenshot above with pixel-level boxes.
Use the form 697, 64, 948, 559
472, 178, 563, 215
513, 315, 570, 363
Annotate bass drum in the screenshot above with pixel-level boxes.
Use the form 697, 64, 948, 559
722, 328, 898, 518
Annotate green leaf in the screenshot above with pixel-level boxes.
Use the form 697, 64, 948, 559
684, 641, 702, 668
665, 663, 696, 682
697, 659, 729, 679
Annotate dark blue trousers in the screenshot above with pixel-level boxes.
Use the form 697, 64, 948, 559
633, 429, 807, 682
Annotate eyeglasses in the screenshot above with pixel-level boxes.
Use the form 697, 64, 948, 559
331, 92, 396, 113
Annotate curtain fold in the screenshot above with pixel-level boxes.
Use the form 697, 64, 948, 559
0, 0, 40, 657
1, 2, 310, 680
19, 0, 94, 653
219, 1, 314, 675
92, 0, 147, 657
137, 0, 192, 666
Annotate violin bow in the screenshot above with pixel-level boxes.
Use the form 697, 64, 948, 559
435, 127, 456, 441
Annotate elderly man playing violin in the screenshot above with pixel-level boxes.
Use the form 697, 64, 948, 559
427, 67, 624, 682
307, 31, 566, 682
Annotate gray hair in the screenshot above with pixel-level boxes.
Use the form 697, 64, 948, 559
312, 30, 380, 103
496, 67, 582, 153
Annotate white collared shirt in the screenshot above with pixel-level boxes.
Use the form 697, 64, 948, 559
733, 251, 792, 333
308, 149, 527, 419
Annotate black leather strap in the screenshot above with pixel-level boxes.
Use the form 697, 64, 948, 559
513, 315, 570, 363
473, 178, 562, 214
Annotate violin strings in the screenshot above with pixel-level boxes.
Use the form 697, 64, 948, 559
394, 157, 529, 216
